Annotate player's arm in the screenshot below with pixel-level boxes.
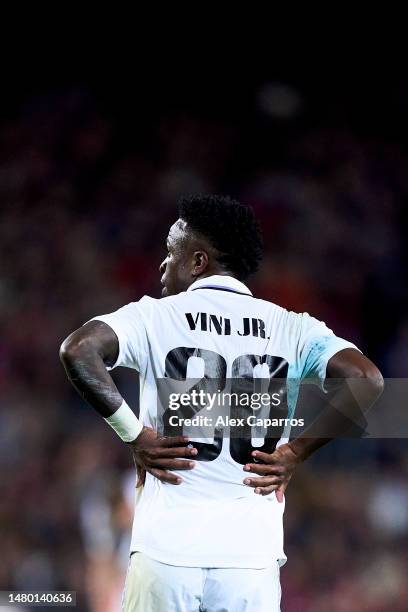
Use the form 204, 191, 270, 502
243, 348, 384, 499
59, 321, 197, 485
287, 348, 383, 459
59, 320, 123, 417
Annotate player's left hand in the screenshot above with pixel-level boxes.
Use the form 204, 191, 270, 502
242, 443, 302, 502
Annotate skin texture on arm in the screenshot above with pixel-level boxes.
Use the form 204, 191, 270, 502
59, 320, 123, 417
59, 320, 197, 485
242, 348, 384, 500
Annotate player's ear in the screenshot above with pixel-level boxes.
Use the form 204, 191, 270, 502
192, 250, 209, 276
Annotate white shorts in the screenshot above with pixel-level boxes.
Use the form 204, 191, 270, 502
122, 552, 281, 612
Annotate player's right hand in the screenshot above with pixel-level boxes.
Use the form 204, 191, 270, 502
127, 427, 197, 487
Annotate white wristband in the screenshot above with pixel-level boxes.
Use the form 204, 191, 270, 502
103, 400, 144, 442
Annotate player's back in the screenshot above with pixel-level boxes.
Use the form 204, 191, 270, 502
126, 276, 296, 567
141, 276, 294, 497
91, 274, 356, 567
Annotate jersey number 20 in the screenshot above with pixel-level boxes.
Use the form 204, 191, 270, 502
161, 347, 288, 465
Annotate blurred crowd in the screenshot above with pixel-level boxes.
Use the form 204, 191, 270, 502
0, 85, 407, 611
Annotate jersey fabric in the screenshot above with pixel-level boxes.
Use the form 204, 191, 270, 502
87, 275, 359, 569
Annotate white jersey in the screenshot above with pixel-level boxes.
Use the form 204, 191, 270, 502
89, 275, 358, 568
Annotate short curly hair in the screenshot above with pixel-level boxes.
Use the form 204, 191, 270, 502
178, 194, 263, 280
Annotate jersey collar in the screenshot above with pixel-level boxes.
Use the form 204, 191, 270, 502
187, 275, 253, 296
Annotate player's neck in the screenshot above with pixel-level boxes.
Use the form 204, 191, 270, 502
194, 270, 236, 282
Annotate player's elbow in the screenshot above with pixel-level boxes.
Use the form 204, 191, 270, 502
59, 332, 93, 365
329, 350, 384, 399
59, 335, 78, 365
355, 362, 384, 399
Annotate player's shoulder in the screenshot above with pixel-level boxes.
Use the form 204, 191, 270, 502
251, 295, 301, 320
252, 296, 323, 334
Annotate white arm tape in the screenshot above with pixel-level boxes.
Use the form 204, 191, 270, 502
103, 399, 144, 442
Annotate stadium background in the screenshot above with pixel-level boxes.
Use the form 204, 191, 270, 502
1, 66, 408, 611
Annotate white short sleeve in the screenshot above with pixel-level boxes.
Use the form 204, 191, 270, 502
299, 313, 360, 384
84, 296, 154, 372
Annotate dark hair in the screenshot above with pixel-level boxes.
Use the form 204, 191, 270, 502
178, 194, 263, 280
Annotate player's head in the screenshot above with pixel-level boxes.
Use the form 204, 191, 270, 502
159, 194, 263, 296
